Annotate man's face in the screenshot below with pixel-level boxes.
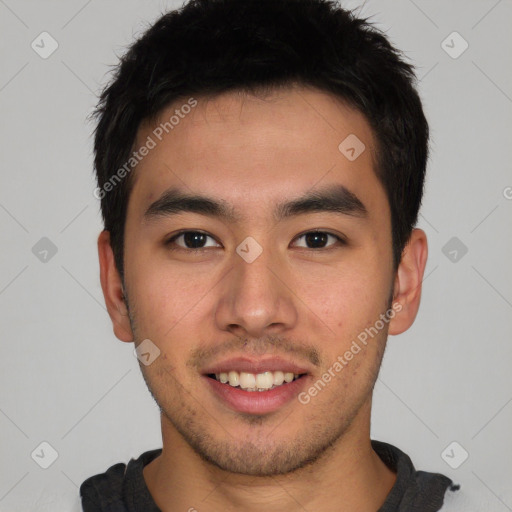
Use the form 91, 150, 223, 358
122, 87, 395, 475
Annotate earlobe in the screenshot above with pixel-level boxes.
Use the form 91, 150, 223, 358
388, 229, 428, 336
97, 230, 134, 342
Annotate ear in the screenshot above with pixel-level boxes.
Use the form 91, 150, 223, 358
97, 230, 134, 342
388, 228, 428, 336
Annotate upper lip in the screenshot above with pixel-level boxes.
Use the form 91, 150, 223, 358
202, 356, 312, 376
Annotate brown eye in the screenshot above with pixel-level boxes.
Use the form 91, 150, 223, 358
166, 231, 221, 250
293, 231, 345, 249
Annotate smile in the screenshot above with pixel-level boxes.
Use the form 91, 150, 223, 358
210, 370, 303, 391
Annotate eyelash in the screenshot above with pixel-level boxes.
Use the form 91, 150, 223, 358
164, 230, 347, 253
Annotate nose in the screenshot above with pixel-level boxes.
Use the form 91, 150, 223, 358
214, 244, 298, 339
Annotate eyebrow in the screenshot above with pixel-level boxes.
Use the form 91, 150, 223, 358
143, 184, 368, 223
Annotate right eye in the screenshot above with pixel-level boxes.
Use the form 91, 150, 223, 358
164, 230, 222, 252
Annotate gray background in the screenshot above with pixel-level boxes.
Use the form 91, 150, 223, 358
0, 0, 511, 510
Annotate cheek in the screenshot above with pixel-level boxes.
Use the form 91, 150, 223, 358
294, 263, 390, 332
126, 250, 216, 340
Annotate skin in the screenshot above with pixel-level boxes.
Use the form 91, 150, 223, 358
98, 86, 428, 511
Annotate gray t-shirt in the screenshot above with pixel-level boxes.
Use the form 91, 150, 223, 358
80, 440, 460, 511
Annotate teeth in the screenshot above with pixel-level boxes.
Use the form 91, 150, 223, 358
214, 370, 303, 391
255, 371, 273, 390
273, 371, 284, 386
284, 372, 294, 383
239, 372, 256, 389
228, 370, 239, 387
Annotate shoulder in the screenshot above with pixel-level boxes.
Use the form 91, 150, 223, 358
79, 449, 162, 512
372, 440, 456, 512
80, 459, 128, 511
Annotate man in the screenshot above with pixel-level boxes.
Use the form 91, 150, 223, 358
80, 0, 462, 510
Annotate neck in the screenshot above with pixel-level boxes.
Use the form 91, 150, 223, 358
143, 401, 397, 512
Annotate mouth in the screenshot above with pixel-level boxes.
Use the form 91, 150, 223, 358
201, 358, 312, 414
206, 370, 305, 391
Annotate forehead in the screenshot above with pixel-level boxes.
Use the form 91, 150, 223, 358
128, 87, 387, 223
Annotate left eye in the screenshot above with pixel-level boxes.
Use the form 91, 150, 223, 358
292, 231, 345, 249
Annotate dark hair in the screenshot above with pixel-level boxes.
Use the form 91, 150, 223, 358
92, 0, 428, 280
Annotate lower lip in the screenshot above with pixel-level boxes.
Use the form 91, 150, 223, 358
204, 375, 310, 415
